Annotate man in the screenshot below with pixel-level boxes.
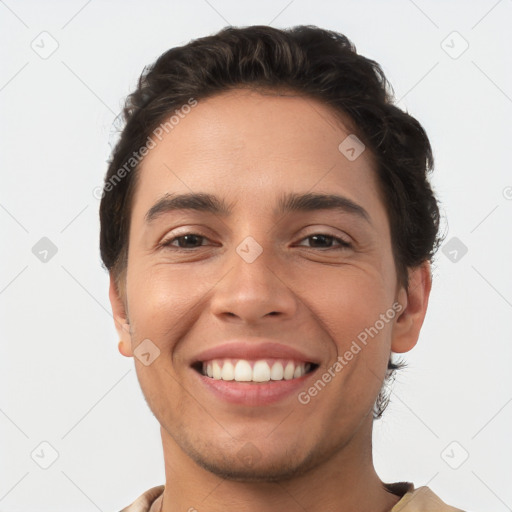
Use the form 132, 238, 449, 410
100, 25, 464, 511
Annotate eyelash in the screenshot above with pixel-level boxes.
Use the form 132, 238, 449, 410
159, 232, 352, 251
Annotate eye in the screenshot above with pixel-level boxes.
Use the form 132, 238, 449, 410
296, 233, 352, 250
159, 232, 352, 251
160, 233, 209, 249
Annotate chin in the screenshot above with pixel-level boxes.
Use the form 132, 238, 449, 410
192, 454, 315, 482
182, 437, 322, 483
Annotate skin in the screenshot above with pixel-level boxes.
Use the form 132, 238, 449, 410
109, 89, 431, 512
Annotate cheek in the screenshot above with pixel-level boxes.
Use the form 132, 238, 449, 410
311, 267, 395, 342
307, 267, 396, 403
125, 263, 204, 350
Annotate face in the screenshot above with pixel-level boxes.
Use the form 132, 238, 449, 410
111, 89, 428, 480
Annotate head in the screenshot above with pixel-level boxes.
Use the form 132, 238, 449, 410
100, 25, 440, 480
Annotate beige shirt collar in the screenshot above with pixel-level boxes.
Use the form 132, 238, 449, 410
120, 482, 465, 512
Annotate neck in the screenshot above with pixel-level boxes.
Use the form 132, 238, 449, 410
158, 417, 401, 512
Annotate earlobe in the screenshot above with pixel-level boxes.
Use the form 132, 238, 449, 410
109, 273, 133, 357
118, 340, 132, 357
391, 262, 432, 354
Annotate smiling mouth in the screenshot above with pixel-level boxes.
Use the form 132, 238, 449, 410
192, 358, 318, 383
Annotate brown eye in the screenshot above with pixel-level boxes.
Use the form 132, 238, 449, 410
298, 234, 351, 249
161, 233, 207, 249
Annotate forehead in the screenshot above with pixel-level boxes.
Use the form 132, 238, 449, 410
131, 89, 386, 225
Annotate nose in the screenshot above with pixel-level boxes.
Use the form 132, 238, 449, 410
209, 241, 298, 325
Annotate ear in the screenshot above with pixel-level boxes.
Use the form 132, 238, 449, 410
109, 272, 133, 357
391, 261, 432, 354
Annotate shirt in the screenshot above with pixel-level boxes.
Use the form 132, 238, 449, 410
118, 482, 465, 511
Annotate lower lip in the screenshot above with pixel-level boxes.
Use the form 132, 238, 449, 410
193, 369, 317, 405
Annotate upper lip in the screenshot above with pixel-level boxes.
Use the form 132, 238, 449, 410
191, 340, 321, 365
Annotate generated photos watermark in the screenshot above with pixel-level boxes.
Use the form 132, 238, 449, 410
93, 98, 198, 200
298, 301, 403, 405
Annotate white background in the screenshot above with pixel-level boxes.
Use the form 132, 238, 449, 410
1, 1, 511, 511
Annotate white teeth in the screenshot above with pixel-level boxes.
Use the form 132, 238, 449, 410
234, 360, 252, 381
253, 361, 271, 382
212, 361, 222, 380
202, 359, 312, 382
221, 361, 234, 380
284, 362, 295, 380
270, 362, 284, 380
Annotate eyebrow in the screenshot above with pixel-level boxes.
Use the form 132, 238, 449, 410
144, 192, 371, 224
276, 192, 371, 224
145, 193, 232, 223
